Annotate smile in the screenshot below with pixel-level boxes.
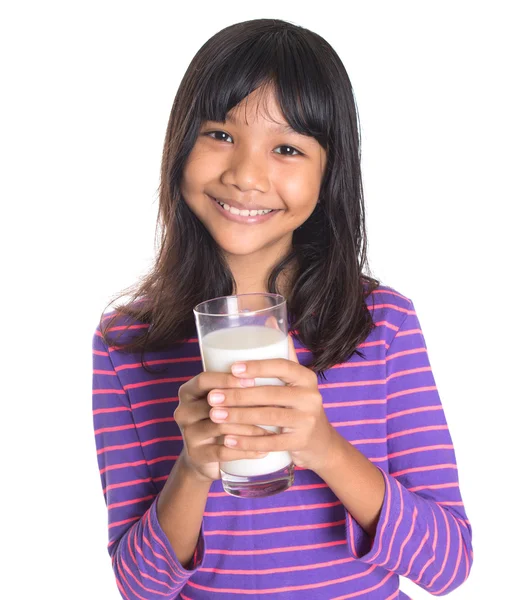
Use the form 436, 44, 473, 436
208, 195, 280, 224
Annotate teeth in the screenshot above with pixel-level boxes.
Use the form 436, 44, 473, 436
215, 198, 273, 217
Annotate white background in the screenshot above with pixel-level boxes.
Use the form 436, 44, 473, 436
1, 1, 530, 598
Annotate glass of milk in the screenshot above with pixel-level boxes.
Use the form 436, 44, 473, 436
193, 293, 295, 498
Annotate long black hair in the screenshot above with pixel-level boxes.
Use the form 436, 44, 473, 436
100, 18, 380, 378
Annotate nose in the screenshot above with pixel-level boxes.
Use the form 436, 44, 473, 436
220, 145, 270, 194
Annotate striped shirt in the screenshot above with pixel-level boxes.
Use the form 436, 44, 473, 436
92, 284, 473, 599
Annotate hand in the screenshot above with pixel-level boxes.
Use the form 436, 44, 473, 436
207, 335, 337, 473
174, 371, 273, 482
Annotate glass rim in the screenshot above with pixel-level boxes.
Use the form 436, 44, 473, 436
193, 292, 286, 317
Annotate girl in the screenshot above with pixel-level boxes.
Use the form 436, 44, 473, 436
93, 18, 473, 599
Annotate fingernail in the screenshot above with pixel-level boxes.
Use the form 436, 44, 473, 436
224, 437, 237, 447
239, 378, 255, 388
232, 363, 247, 375
211, 409, 228, 421
209, 392, 225, 405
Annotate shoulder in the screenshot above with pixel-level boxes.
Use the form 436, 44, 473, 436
93, 300, 151, 349
364, 281, 414, 340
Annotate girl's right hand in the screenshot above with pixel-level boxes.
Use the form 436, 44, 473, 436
174, 371, 270, 482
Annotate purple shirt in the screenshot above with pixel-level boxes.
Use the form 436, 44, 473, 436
92, 284, 473, 598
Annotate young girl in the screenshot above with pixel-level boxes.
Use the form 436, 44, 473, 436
93, 18, 473, 599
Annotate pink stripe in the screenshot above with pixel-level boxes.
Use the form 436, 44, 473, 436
379, 477, 404, 567
330, 570, 395, 599
103, 477, 152, 495
199, 556, 353, 575
386, 347, 427, 361
387, 366, 432, 381
404, 523, 430, 578
415, 508, 438, 583
187, 564, 378, 595
93, 405, 131, 415
109, 516, 139, 529
204, 500, 341, 517
116, 356, 201, 371
374, 320, 400, 333
120, 547, 170, 597
408, 482, 458, 493
387, 385, 437, 400
369, 302, 414, 315
323, 399, 386, 409
108, 494, 156, 510
93, 369, 117, 376
365, 468, 392, 561
332, 418, 387, 427
93, 388, 126, 395
115, 556, 150, 600
427, 504, 451, 588
387, 425, 448, 440
128, 526, 175, 590
124, 376, 191, 390
433, 516, 463, 594
93, 349, 109, 356
390, 503, 418, 572
132, 397, 177, 409
140, 512, 185, 580
146, 502, 188, 579
98, 441, 141, 455
205, 519, 346, 537
387, 405, 442, 420
388, 444, 454, 460
391, 464, 457, 478
133, 524, 180, 585
319, 379, 385, 390
206, 539, 346, 556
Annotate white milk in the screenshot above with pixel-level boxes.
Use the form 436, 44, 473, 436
201, 325, 292, 477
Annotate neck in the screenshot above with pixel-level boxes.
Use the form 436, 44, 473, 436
225, 245, 296, 298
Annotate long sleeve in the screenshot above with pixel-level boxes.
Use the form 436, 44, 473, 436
345, 299, 473, 595
92, 325, 205, 599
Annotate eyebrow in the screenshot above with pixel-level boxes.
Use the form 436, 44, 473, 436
223, 113, 299, 135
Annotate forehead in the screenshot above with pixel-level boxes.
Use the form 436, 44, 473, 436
224, 86, 295, 133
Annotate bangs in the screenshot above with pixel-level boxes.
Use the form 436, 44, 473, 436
196, 31, 332, 149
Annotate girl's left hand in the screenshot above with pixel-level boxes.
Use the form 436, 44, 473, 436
207, 336, 338, 473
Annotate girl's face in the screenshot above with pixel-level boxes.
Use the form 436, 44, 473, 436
181, 86, 327, 261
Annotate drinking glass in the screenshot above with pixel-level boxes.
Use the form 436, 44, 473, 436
193, 293, 295, 498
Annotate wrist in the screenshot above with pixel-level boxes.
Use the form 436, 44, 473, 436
178, 454, 216, 486
314, 426, 347, 477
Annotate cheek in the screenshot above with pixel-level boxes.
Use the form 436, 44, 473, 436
278, 170, 321, 211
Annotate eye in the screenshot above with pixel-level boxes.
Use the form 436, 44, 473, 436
204, 130, 233, 143
273, 145, 302, 157
203, 131, 303, 157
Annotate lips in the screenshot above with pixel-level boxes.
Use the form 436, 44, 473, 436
208, 195, 279, 224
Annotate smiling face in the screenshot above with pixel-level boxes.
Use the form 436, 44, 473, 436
180, 85, 327, 264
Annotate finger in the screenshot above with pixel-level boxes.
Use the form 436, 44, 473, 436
174, 399, 210, 427
209, 405, 300, 428
198, 445, 270, 463
223, 432, 297, 452
230, 358, 317, 387
188, 419, 277, 444
207, 385, 304, 409
179, 371, 256, 402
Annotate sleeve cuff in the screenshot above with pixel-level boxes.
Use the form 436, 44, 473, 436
151, 495, 206, 576
345, 466, 398, 562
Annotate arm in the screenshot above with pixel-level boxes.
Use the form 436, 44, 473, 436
318, 299, 473, 595
92, 324, 207, 599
